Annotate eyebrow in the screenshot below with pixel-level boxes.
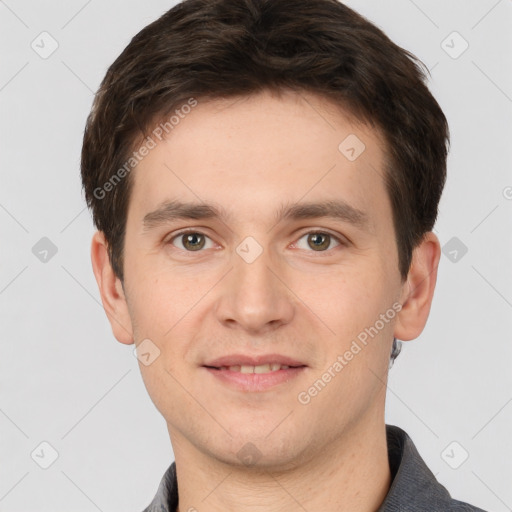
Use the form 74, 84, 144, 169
142, 199, 371, 233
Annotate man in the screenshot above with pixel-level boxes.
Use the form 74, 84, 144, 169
81, 0, 486, 510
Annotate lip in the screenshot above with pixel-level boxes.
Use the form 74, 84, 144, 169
203, 353, 306, 368
203, 366, 307, 392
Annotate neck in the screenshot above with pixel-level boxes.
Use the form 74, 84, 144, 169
171, 419, 391, 512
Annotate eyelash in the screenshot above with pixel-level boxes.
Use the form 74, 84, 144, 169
165, 228, 347, 254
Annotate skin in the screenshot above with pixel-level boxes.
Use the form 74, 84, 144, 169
91, 89, 440, 512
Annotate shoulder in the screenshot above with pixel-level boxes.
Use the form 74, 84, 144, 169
141, 462, 178, 512
380, 425, 488, 512
448, 499, 488, 512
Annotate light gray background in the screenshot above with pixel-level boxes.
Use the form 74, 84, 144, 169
1, 0, 511, 511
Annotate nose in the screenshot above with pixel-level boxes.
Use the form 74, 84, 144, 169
214, 243, 295, 335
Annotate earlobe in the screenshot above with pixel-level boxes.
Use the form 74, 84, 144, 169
90, 230, 134, 345
394, 232, 441, 342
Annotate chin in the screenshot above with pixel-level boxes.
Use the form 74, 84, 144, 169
201, 429, 310, 472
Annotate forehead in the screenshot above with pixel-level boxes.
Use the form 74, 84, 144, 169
128, 89, 391, 234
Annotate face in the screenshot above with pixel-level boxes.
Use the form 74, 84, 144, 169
101, 89, 417, 469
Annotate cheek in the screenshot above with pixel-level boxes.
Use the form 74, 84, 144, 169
125, 262, 200, 337
292, 262, 389, 341
128, 269, 216, 387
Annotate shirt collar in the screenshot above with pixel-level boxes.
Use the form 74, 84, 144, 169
377, 425, 454, 511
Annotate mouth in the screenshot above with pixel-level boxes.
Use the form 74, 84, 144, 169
205, 363, 303, 373
204, 353, 306, 369
202, 354, 307, 392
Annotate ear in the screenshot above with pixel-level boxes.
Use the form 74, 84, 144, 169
394, 231, 441, 342
90, 230, 134, 345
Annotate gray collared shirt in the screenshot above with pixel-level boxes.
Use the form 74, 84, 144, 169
142, 424, 487, 512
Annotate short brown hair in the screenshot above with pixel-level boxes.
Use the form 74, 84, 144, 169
81, 0, 450, 362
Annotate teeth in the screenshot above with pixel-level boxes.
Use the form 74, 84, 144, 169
254, 364, 271, 374
221, 364, 292, 373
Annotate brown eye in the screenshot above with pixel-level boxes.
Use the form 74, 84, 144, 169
169, 231, 213, 251
295, 231, 342, 252
181, 232, 205, 251
308, 233, 331, 251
